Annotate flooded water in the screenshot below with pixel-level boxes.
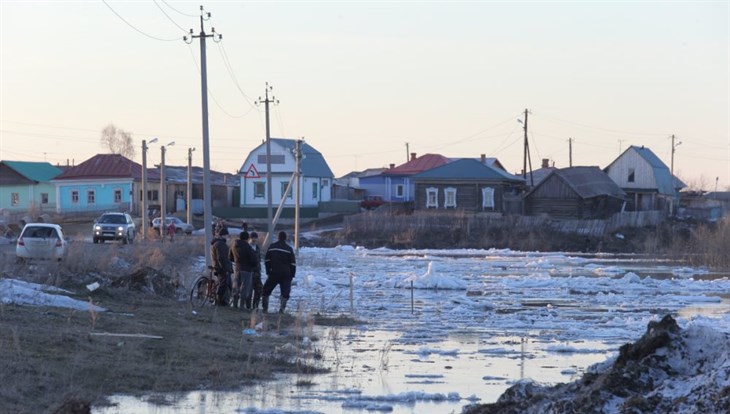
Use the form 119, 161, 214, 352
94, 248, 730, 414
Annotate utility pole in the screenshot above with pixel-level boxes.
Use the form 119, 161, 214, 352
141, 138, 157, 240
187, 147, 195, 225
670, 134, 681, 177
405, 142, 409, 163
519, 109, 534, 186
618, 139, 625, 154
257, 83, 278, 243
185, 6, 221, 266
160, 142, 174, 239
294, 139, 302, 253
568, 138, 573, 167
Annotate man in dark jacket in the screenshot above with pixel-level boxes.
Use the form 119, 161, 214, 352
210, 227, 232, 306
229, 231, 258, 310
263, 231, 296, 313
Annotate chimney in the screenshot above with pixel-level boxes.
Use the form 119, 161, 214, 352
389, 163, 395, 169
410, 152, 417, 161
542, 158, 550, 169
480, 154, 486, 163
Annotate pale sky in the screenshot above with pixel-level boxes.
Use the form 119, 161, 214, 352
1, 1, 729, 191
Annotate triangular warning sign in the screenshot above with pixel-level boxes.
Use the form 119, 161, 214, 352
245, 164, 260, 179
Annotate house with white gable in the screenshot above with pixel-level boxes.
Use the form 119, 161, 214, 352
238, 138, 334, 218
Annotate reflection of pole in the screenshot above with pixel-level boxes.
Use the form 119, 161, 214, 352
187, 147, 195, 225
520, 337, 526, 380
185, 7, 221, 266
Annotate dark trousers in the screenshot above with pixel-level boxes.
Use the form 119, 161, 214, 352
252, 271, 263, 306
262, 274, 292, 300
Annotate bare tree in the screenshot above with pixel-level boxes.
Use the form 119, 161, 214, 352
100, 124, 135, 159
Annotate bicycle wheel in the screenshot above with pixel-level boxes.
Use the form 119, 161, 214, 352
190, 276, 211, 308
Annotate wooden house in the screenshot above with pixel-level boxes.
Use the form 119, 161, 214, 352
524, 166, 627, 219
604, 145, 683, 213
359, 153, 451, 203
410, 158, 525, 213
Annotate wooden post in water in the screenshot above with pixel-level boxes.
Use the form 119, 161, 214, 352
411, 281, 414, 314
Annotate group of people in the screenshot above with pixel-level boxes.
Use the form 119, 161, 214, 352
210, 227, 296, 314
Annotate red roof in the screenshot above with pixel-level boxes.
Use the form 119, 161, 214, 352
54, 154, 158, 180
385, 154, 451, 175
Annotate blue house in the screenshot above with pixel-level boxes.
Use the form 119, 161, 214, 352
0, 161, 63, 213
52, 154, 158, 214
410, 158, 525, 212
359, 153, 451, 203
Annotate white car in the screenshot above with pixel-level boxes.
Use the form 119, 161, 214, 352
16, 223, 68, 261
152, 217, 195, 235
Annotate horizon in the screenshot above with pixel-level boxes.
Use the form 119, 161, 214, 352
1, 2, 728, 191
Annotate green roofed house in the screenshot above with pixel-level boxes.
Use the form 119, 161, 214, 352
411, 158, 525, 213
0, 161, 63, 213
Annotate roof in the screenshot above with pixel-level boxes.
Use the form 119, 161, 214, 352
411, 158, 525, 182
525, 167, 558, 187
529, 166, 626, 199
54, 154, 151, 181
385, 154, 451, 176
242, 138, 334, 178
1, 161, 62, 182
160, 166, 239, 187
606, 146, 677, 196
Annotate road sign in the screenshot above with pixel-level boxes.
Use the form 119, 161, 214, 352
245, 164, 260, 179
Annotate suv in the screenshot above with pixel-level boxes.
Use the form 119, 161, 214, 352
93, 212, 136, 244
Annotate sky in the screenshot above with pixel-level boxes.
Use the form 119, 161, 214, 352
1, 1, 729, 191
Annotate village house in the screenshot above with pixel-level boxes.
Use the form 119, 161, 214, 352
238, 138, 334, 219
359, 153, 452, 203
604, 145, 684, 213
0, 161, 63, 213
410, 158, 525, 213
524, 166, 627, 219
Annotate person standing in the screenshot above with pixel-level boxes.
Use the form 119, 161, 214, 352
166, 219, 176, 242
249, 231, 263, 310
229, 231, 258, 310
262, 231, 296, 314
210, 227, 232, 306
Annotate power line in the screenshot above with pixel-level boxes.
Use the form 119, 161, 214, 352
539, 112, 670, 137
102, 0, 181, 42
160, 0, 199, 17
185, 44, 250, 118
153, 0, 190, 34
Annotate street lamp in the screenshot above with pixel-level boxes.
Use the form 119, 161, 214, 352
141, 137, 158, 240
160, 141, 175, 240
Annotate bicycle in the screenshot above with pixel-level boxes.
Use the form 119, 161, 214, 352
190, 266, 231, 308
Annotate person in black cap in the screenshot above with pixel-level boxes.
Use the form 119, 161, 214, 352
262, 231, 296, 313
210, 227, 232, 306
248, 231, 263, 310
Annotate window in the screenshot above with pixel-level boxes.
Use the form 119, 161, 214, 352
114, 189, 122, 203
322, 179, 329, 187
444, 187, 457, 208
11, 193, 19, 206
482, 187, 495, 210
257, 154, 285, 164
253, 182, 265, 198
280, 182, 292, 199
628, 168, 635, 183
395, 184, 405, 198
147, 190, 159, 202
87, 190, 95, 204
41, 193, 49, 204
426, 187, 438, 208
71, 191, 79, 204
312, 182, 318, 199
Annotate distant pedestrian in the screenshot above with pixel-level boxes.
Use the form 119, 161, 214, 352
229, 231, 258, 310
211, 227, 232, 306
249, 231, 263, 310
166, 219, 176, 242
262, 231, 296, 314
241, 222, 248, 233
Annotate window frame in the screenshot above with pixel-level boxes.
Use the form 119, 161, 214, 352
253, 182, 265, 198
71, 190, 79, 204
395, 184, 405, 198
280, 181, 293, 199
114, 189, 122, 203
482, 187, 495, 210
628, 168, 635, 183
444, 187, 457, 208
11, 192, 19, 206
426, 187, 439, 208
87, 190, 96, 204
41, 193, 49, 204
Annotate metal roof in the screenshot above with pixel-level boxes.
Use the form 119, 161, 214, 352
160, 165, 239, 187
1, 161, 62, 182
241, 138, 334, 178
384, 154, 452, 176
54, 154, 153, 180
411, 158, 525, 182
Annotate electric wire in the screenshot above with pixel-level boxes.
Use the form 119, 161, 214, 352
153, 0, 190, 34
539, 112, 670, 137
102, 0, 181, 42
185, 43, 249, 118
160, 0, 199, 17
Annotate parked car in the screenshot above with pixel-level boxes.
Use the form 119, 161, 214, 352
152, 216, 194, 235
93, 212, 136, 244
16, 223, 67, 261
361, 195, 386, 210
